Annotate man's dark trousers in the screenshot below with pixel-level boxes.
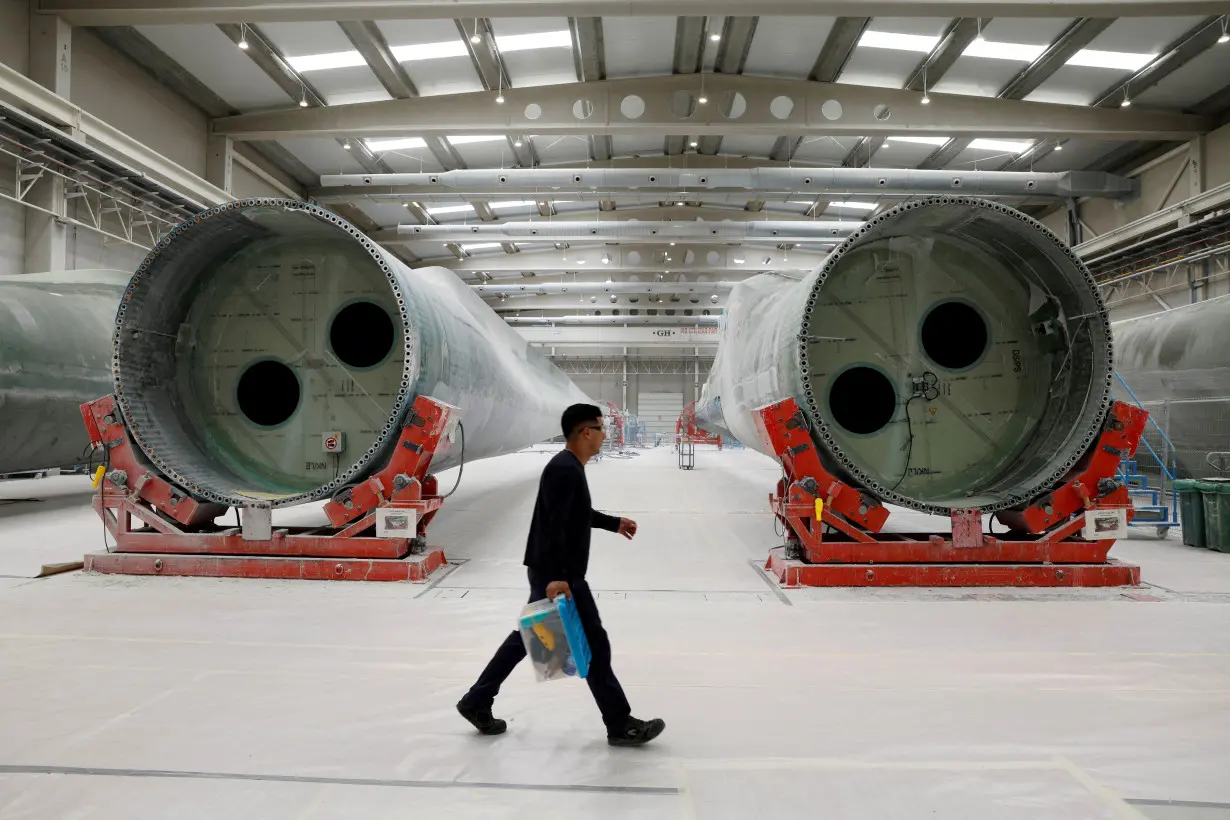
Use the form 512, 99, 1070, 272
460, 568, 631, 732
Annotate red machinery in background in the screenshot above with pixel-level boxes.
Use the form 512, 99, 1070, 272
604, 402, 626, 448
677, 401, 722, 449
78, 394, 456, 583
755, 397, 1146, 588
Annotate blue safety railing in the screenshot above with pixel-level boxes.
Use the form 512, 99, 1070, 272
1114, 371, 1180, 536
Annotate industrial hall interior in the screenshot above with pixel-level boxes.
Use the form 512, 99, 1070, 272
4, 0, 1230, 816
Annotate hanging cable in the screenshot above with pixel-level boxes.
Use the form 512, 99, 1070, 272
439, 421, 466, 499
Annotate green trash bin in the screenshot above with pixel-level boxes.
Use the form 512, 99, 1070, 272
1175, 479, 1207, 548
1200, 478, 1230, 553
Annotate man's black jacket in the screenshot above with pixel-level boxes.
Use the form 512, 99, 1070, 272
523, 450, 620, 581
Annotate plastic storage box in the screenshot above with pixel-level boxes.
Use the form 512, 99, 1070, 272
519, 595, 591, 682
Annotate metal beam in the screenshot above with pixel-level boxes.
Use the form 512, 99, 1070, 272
216, 22, 390, 175
214, 75, 1212, 141
0, 61, 228, 207
44, 1, 1230, 25
1092, 17, 1225, 108
1004, 17, 1223, 171
836, 24, 985, 175
698, 16, 758, 156
316, 167, 1136, 198
337, 20, 463, 171
568, 16, 612, 162
382, 219, 860, 243
516, 325, 720, 347
905, 17, 985, 94
666, 16, 707, 156
772, 16, 868, 161
437, 245, 825, 274
456, 18, 537, 167
917, 18, 1111, 170
475, 281, 737, 295
930, 18, 1116, 170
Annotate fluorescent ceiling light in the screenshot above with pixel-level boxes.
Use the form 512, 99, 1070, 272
1067, 49, 1157, 71
287, 50, 368, 72
365, 137, 427, 151
969, 138, 1034, 154
962, 37, 1047, 62
887, 135, 950, 146
488, 200, 538, 209
462, 242, 504, 251
829, 201, 877, 211
447, 135, 508, 145
425, 203, 476, 215
858, 30, 940, 54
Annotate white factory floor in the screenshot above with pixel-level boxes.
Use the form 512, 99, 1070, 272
2, 446, 1230, 820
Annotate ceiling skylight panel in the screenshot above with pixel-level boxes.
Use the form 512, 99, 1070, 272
287, 50, 368, 72
857, 30, 941, 53
969, 138, 1035, 153
425, 204, 476, 215
887, 136, 951, 146
1066, 49, 1158, 70
962, 37, 1048, 62
365, 137, 427, 151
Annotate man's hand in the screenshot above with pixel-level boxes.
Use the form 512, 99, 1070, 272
618, 518, 638, 540
546, 580, 571, 600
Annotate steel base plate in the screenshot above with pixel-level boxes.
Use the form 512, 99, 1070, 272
766, 548, 1141, 588
84, 549, 448, 583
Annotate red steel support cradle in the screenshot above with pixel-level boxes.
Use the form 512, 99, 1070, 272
755, 398, 1145, 587
79, 394, 456, 582
676, 401, 723, 449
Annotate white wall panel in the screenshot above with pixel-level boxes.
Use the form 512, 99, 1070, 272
638, 390, 683, 439
71, 28, 208, 177
0, 0, 29, 75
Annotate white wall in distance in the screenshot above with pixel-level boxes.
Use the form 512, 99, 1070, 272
71, 27, 208, 178
0, 158, 23, 274
66, 223, 148, 272
0, 0, 30, 75
232, 162, 289, 200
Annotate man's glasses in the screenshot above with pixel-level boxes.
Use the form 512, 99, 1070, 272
583, 425, 605, 434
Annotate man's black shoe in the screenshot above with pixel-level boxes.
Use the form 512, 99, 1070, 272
607, 716, 665, 747
457, 700, 507, 735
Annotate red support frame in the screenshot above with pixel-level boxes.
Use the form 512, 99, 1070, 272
755, 398, 1144, 588
676, 401, 723, 449
78, 394, 459, 583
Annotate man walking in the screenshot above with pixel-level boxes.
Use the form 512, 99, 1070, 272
457, 403, 666, 747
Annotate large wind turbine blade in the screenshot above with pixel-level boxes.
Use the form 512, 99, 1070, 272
101, 199, 587, 507
1112, 295, 1230, 478
0, 270, 130, 474
698, 196, 1114, 515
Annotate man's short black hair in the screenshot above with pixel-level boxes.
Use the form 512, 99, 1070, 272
562, 403, 603, 439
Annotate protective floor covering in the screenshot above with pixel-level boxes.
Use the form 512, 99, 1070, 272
1, 446, 1229, 819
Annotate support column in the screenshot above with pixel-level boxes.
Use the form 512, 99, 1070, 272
206, 135, 235, 195
621, 347, 628, 412
1065, 198, 1082, 247
1188, 135, 1204, 198
24, 9, 71, 273
693, 347, 700, 405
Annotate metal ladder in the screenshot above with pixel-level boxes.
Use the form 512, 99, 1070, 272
1115, 372, 1180, 538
